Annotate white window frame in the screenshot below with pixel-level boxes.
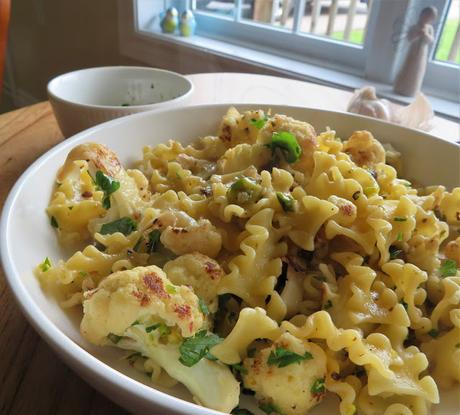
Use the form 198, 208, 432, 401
119, 0, 460, 113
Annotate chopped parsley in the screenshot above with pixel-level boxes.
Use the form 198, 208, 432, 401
439, 259, 457, 278
133, 237, 143, 252
50, 216, 59, 228
100, 217, 137, 236
247, 347, 256, 357
39, 257, 52, 272
249, 116, 268, 129
267, 347, 313, 368
276, 192, 295, 212
107, 333, 122, 344
146, 229, 161, 253
95, 170, 120, 209
352, 191, 360, 200
259, 402, 281, 415
231, 363, 248, 375
198, 298, 209, 315
145, 323, 170, 335
428, 328, 439, 338
389, 245, 403, 260
267, 131, 302, 164
396, 231, 403, 241
311, 377, 326, 395
393, 216, 407, 222
179, 330, 223, 367
165, 284, 177, 294
401, 300, 408, 310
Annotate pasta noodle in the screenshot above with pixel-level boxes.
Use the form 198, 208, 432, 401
36, 107, 459, 415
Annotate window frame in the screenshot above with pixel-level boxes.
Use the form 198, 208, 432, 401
123, 0, 459, 108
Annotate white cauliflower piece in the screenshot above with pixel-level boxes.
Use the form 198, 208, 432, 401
160, 217, 222, 258
80, 265, 239, 413
80, 265, 203, 344
242, 332, 327, 415
342, 130, 385, 168
163, 253, 223, 313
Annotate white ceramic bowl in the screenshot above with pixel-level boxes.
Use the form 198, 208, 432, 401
47, 66, 194, 137
1, 104, 459, 415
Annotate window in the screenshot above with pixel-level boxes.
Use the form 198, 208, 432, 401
123, 0, 460, 107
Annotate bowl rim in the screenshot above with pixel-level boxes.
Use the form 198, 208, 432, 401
1, 103, 459, 415
47, 66, 194, 110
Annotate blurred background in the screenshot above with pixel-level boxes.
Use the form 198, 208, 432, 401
1, 0, 459, 116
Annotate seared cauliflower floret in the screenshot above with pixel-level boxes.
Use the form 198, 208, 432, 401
80, 265, 203, 344
80, 265, 239, 413
242, 333, 327, 415
342, 130, 385, 168
218, 106, 267, 147
164, 253, 223, 313
160, 219, 222, 258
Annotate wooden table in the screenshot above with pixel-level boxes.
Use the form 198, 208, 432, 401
0, 73, 458, 415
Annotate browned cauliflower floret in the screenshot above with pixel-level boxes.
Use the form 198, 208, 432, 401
164, 253, 223, 313
342, 130, 385, 168
80, 265, 204, 345
218, 107, 267, 147
242, 333, 327, 415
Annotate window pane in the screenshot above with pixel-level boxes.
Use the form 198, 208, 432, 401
241, 0, 294, 31
434, 0, 460, 65
195, 0, 236, 18
300, 0, 371, 45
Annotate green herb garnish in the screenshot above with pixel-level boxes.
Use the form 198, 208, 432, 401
396, 231, 403, 241
247, 348, 256, 358
276, 192, 295, 212
50, 216, 59, 228
439, 259, 458, 277
95, 170, 121, 209
268, 131, 302, 164
249, 116, 268, 129
39, 257, 52, 272
179, 330, 223, 367
394, 216, 407, 222
107, 333, 122, 344
428, 328, 439, 338
100, 217, 137, 236
165, 284, 177, 294
121, 103, 130, 107
147, 229, 161, 253
401, 300, 408, 310
259, 402, 281, 415
198, 298, 209, 315
231, 363, 248, 375
227, 177, 261, 205
311, 377, 326, 395
145, 323, 170, 336
133, 237, 143, 252
389, 245, 403, 260
267, 347, 313, 368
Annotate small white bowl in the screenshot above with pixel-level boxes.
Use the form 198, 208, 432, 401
47, 66, 194, 137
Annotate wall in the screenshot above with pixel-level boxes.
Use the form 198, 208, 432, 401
0, 0, 277, 114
